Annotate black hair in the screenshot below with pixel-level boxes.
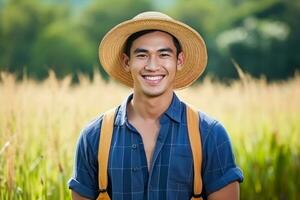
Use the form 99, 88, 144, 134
123, 29, 182, 57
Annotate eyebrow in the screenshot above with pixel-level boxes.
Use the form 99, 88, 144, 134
158, 48, 174, 53
133, 47, 174, 54
133, 48, 148, 54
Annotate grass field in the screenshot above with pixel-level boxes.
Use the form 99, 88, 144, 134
0, 72, 299, 199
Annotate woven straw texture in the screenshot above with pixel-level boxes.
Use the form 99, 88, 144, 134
99, 12, 207, 89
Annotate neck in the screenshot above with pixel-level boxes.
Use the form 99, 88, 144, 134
127, 91, 174, 122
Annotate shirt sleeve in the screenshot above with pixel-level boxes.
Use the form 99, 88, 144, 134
68, 125, 100, 199
201, 120, 243, 196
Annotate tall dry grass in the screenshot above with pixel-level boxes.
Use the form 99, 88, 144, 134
0, 71, 299, 199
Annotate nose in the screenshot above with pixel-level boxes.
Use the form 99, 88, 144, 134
145, 55, 160, 71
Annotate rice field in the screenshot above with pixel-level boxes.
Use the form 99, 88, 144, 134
0, 71, 299, 199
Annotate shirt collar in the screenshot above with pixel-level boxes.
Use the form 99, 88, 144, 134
114, 93, 182, 126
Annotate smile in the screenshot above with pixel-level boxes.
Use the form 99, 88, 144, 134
142, 75, 165, 84
143, 75, 164, 81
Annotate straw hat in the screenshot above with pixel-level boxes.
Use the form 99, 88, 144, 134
99, 11, 207, 89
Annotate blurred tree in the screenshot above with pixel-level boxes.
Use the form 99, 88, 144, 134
0, 0, 46, 78
0, 0, 78, 79
281, 0, 300, 78
0, 0, 299, 81
171, 0, 299, 81
30, 20, 94, 79
216, 0, 300, 80
217, 17, 291, 79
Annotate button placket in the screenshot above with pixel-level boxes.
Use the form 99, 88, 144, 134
131, 143, 138, 172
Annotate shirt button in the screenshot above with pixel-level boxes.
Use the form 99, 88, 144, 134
131, 144, 137, 149
132, 167, 139, 172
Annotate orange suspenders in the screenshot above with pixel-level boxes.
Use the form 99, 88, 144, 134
97, 105, 203, 200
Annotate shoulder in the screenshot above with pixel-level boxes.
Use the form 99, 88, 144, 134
82, 115, 103, 137
198, 111, 230, 147
77, 114, 104, 157
78, 105, 121, 154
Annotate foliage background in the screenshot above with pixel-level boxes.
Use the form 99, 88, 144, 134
0, 0, 299, 81
0, 0, 300, 199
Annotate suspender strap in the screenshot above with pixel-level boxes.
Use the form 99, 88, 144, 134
186, 105, 203, 200
97, 108, 116, 200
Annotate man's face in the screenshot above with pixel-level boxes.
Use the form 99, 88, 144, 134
123, 31, 184, 98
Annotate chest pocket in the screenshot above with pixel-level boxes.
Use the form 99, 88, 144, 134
168, 145, 193, 188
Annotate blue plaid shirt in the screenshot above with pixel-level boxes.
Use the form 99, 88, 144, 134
68, 93, 243, 199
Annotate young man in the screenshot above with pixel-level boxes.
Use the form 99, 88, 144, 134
68, 12, 243, 200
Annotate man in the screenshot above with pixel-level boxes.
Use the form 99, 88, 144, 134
68, 11, 243, 200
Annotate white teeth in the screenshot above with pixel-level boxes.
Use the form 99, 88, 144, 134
144, 76, 163, 81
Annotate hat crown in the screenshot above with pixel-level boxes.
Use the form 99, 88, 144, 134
133, 11, 173, 20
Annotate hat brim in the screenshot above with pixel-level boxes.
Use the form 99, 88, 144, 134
99, 17, 207, 89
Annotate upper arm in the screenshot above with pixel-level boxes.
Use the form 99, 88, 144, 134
68, 125, 100, 199
208, 181, 240, 200
200, 118, 243, 196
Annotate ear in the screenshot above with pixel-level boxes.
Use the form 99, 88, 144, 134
122, 53, 130, 72
176, 52, 184, 71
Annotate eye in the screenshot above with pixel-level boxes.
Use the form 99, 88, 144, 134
136, 54, 147, 58
160, 53, 171, 58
